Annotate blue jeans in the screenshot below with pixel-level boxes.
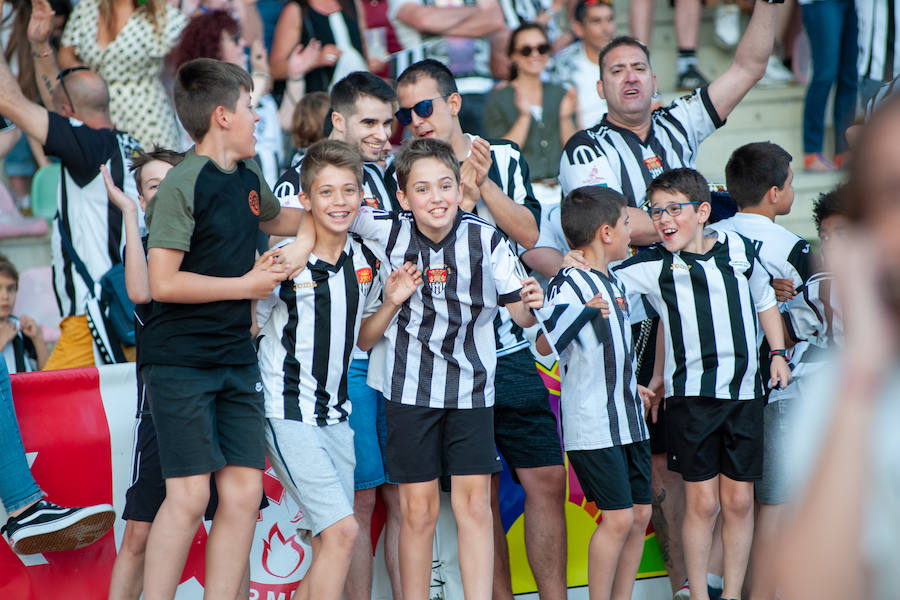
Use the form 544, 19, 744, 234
346, 358, 389, 490
801, 0, 858, 155
0, 359, 43, 514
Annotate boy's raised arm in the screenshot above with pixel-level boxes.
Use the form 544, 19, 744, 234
148, 248, 286, 303
101, 165, 150, 304
357, 262, 423, 351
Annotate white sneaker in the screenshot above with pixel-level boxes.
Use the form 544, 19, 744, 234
714, 4, 741, 50
758, 55, 796, 86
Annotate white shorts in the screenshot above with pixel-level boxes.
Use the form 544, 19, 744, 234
265, 418, 355, 536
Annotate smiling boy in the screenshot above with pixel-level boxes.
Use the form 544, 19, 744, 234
345, 137, 545, 600
613, 168, 790, 600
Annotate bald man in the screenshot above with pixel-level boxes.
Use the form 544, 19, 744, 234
0, 40, 142, 369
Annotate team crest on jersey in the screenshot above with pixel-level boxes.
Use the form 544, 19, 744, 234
357, 267, 373, 296
363, 197, 379, 209
643, 156, 663, 176
615, 296, 627, 311
427, 267, 448, 297
248, 190, 260, 216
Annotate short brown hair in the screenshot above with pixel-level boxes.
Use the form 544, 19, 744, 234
598, 35, 651, 79
0, 253, 18, 284
394, 137, 459, 193
290, 91, 330, 150
299, 139, 364, 194
130, 148, 186, 195
561, 186, 627, 248
173, 58, 252, 142
646, 168, 710, 210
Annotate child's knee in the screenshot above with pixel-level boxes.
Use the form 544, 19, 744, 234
402, 493, 440, 531
354, 488, 377, 517
687, 490, 719, 520
120, 520, 152, 556
166, 476, 212, 518
451, 489, 492, 525
632, 503, 652, 530
600, 508, 635, 537
721, 485, 754, 516
321, 515, 359, 551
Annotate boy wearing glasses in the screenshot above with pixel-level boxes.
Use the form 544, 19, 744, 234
612, 168, 791, 600
394, 59, 569, 600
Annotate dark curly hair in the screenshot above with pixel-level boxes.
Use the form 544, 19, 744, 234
167, 10, 239, 70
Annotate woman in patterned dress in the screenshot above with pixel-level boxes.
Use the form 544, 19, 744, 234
58, 0, 187, 150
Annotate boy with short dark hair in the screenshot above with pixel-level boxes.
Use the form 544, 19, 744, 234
346, 137, 545, 600
258, 139, 422, 600
613, 168, 791, 600
537, 186, 653, 600
140, 58, 310, 600
713, 141, 811, 599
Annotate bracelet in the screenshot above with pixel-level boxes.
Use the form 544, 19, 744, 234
761, 0, 785, 3
251, 71, 269, 79
769, 348, 788, 360
287, 76, 304, 83
32, 48, 52, 58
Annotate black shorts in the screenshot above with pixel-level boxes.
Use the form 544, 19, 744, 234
493, 349, 563, 471
568, 441, 652, 510
385, 401, 501, 483
665, 396, 765, 482
122, 415, 266, 522
145, 363, 267, 478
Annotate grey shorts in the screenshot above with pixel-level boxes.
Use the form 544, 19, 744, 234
265, 418, 355, 536
755, 395, 798, 505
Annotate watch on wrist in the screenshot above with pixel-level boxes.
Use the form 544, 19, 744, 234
769, 348, 788, 360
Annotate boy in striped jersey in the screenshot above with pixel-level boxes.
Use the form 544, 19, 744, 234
712, 142, 810, 599
537, 186, 654, 600
257, 140, 423, 600
613, 168, 791, 600
346, 137, 546, 600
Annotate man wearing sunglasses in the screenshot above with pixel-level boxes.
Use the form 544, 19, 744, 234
5, 25, 143, 371
394, 59, 569, 600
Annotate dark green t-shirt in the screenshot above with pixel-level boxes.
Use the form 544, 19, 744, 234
142, 149, 280, 367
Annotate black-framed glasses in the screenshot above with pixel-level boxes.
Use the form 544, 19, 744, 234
648, 201, 701, 221
57, 65, 90, 112
515, 43, 551, 57
395, 96, 447, 126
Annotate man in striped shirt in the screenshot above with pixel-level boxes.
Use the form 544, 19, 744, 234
394, 59, 568, 600
258, 141, 423, 600
559, 0, 780, 247
613, 169, 790, 600
856, 0, 900, 105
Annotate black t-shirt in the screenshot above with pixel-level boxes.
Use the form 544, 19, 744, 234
141, 149, 280, 367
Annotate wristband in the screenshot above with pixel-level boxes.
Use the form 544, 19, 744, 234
32, 48, 52, 58
769, 348, 788, 360
251, 71, 269, 79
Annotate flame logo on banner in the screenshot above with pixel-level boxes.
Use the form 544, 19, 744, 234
261, 524, 305, 578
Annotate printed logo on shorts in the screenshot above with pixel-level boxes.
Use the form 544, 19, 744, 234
248, 190, 260, 216
357, 267, 373, 296
255, 381, 263, 392
427, 267, 448, 297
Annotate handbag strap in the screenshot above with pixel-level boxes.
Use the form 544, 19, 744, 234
57, 217, 96, 298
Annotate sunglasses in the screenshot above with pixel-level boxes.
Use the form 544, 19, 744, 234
395, 96, 447, 126
57, 65, 91, 112
515, 43, 551, 57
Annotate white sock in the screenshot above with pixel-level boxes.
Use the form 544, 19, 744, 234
707, 573, 724, 589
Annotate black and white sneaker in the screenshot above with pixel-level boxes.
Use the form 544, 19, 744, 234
677, 65, 710, 91
1, 499, 115, 554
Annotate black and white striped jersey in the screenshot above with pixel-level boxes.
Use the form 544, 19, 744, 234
257, 237, 383, 425
558, 87, 724, 206
613, 229, 777, 401
45, 113, 142, 317
710, 213, 815, 394
352, 207, 524, 409
273, 159, 398, 211
786, 271, 843, 349
1, 317, 38, 374
386, 134, 540, 356
543, 267, 649, 450
857, 0, 900, 84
